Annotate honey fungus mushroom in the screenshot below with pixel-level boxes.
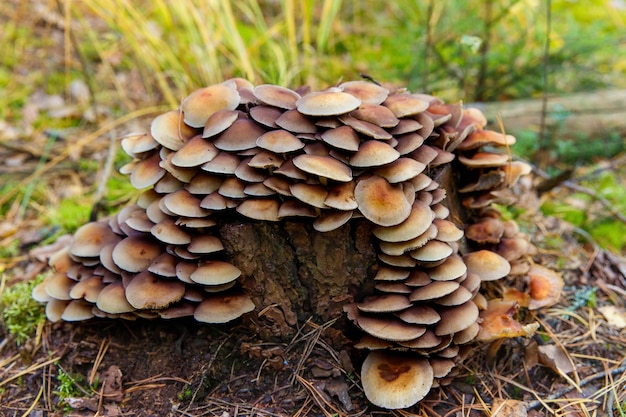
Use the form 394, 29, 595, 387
32, 79, 561, 410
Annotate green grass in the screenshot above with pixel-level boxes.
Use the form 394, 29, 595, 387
0, 274, 46, 345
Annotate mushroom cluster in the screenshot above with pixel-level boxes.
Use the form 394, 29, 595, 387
32, 79, 557, 410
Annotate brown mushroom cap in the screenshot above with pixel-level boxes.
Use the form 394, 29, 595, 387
61, 300, 95, 321
256, 129, 305, 153
350, 140, 400, 167
69, 221, 120, 259
171, 136, 219, 168
356, 315, 426, 342
236, 198, 280, 221
463, 250, 511, 281
383, 93, 430, 117
190, 261, 242, 286
111, 236, 162, 273
296, 89, 361, 116
357, 294, 412, 313
194, 293, 255, 323
125, 270, 185, 310
372, 201, 434, 242
182, 84, 240, 128
435, 300, 479, 336
527, 264, 564, 310
355, 176, 412, 227
361, 351, 434, 409
339, 80, 389, 105
150, 110, 197, 151
253, 84, 301, 109
96, 281, 135, 314
292, 154, 352, 182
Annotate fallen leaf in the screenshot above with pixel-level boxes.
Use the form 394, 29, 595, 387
538, 344, 575, 376
598, 305, 626, 329
492, 399, 527, 417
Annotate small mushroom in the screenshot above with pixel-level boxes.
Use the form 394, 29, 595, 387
360, 351, 434, 409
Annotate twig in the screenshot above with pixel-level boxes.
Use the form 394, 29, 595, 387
527, 360, 626, 410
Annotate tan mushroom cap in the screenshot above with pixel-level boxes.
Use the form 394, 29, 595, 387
396, 305, 441, 325
320, 126, 360, 152
465, 218, 504, 244
69, 221, 120, 259
527, 264, 564, 310
378, 223, 438, 256
275, 109, 317, 133
182, 84, 240, 128
150, 219, 191, 245
463, 250, 511, 281
361, 351, 434, 409
249, 105, 282, 128
61, 300, 95, 321
456, 129, 516, 151
339, 80, 389, 105
46, 299, 70, 322
313, 210, 353, 232
236, 198, 280, 221
296, 89, 361, 116
383, 93, 430, 118
292, 154, 352, 182
350, 140, 400, 167
190, 261, 242, 286
44, 272, 75, 300
148, 252, 178, 277
355, 175, 412, 227
112, 236, 162, 273
433, 219, 464, 242
130, 152, 166, 189
96, 281, 135, 314
374, 266, 411, 281
372, 200, 433, 242
121, 132, 159, 157
171, 136, 219, 168
69, 275, 106, 302
435, 300, 479, 336
150, 110, 197, 151
253, 84, 301, 109
213, 119, 266, 151
350, 104, 399, 128
410, 240, 453, 262
256, 129, 304, 153
163, 189, 210, 218
476, 299, 538, 341
409, 281, 459, 301
356, 315, 426, 342
375, 158, 426, 184
357, 294, 412, 313
125, 270, 185, 310
324, 181, 358, 211
194, 293, 255, 323
187, 235, 224, 254
429, 255, 467, 281
202, 109, 239, 138
458, 152, 510, 168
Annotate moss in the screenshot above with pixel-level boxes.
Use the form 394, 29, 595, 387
0, 275, 46, 345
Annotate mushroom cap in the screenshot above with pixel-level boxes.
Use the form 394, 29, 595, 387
96, 281, 135, 314
256, 129, 305, 153
292, 154, 352, 182
194, 293, 255, 323
275, 109, 317, 133
190, 261, 242, 286
171, 136, 219, 168
111, 236, 162, 273
361, 351, 434, 409
61, 300, 95, 321
296, 89, 361, 116
476, 299, 538, 341
253, 84, 301, 109
236, 198, 280, 221
130, 152, 166, 189
202, 109, 239, 138
435, 300, 479, 336
458, 152, 510, 168
125, 270, 185, 310
213, 119, 266, 152
429, 255, 467, 281
357, 294, 412, 313
355, 176, 412, 227
320, 126, 360, 152
527, 264, 564, 310
350, 104, 399, 128
44, 272, 75, 300
356, 315, 426, 342
396, 305, 440, 325
383, 93, 430, 118
182, 84, 240, 128
69, 221, 120, 259
350, 140, 400, 167
375, 158, 426, 183
463, 250, 511, 281
339, 80, 389, 105
372, 201, 433, 242
150, 110, 197, 151
410, 281, 459, 301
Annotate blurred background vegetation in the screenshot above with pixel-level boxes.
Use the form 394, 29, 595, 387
0, 0, 625, 254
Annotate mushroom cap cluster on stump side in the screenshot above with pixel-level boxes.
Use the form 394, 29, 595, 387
33, 79, 557, 410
